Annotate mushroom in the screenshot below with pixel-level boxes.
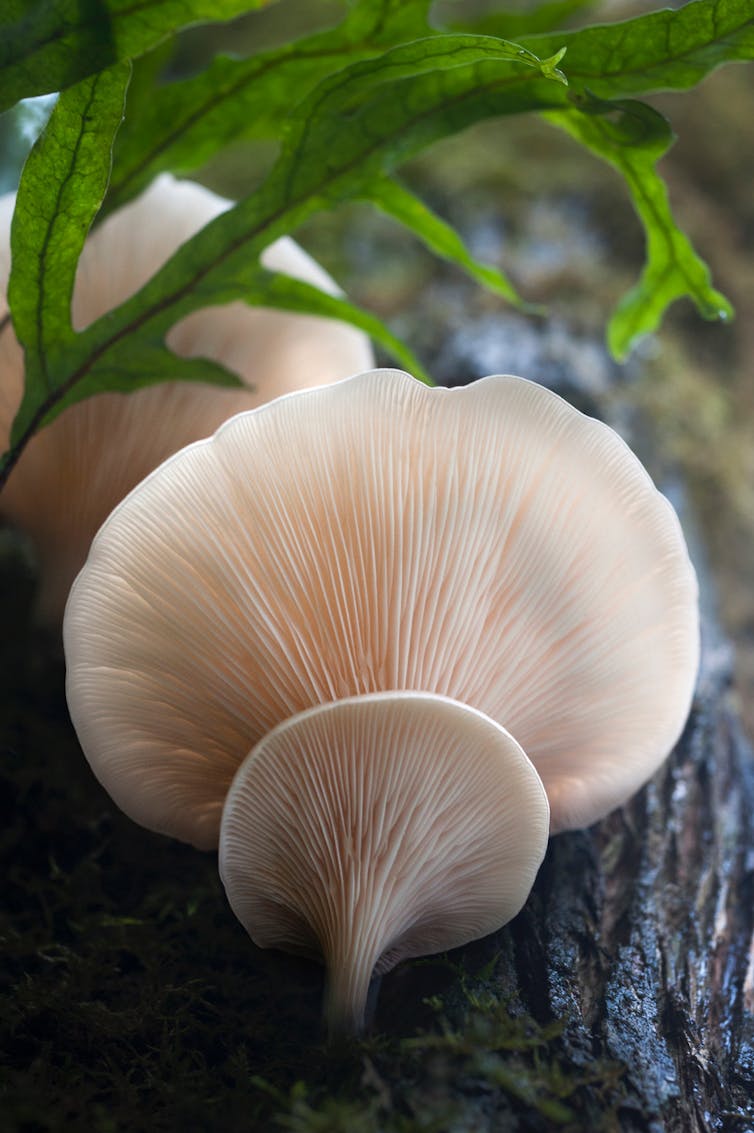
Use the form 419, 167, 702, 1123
64, 368, 699, 1028
220, 692, 549, 1035
0, 175, 374, 621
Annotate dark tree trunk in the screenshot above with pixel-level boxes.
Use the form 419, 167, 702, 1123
510, 591, 754, 1131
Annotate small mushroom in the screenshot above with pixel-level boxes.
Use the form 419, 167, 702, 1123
0, 175, 373, 620
220, 692, 549, 1034
64, 368, 699, 1027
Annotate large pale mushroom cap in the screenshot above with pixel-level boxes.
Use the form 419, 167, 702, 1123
0, 175, 373, 620
65, 368, 699, 839
220, 692, 549, 1035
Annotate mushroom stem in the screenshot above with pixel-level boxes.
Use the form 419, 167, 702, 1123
218, 693, 549, 1033
323, 937, 380, 1037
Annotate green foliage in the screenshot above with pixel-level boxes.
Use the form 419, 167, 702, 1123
521, 0, 754, 97
106, 0, 435, 211
0, 0, 270, 112
445, 0, 598, 39
1, 0, 753, 479
368, 176, 534, 310
7, 63, 131, 459
546, 98, 734, 359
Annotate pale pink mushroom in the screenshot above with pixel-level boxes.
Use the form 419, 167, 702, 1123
220, 692, 549, 1034
0, 175, 373, 620
64, 368, 699, 1025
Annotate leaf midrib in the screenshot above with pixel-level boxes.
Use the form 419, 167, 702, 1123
31, 80, 101, 392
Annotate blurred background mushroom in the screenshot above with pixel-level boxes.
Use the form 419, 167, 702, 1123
64, 367, 698, 1026
0, 174, 374, 622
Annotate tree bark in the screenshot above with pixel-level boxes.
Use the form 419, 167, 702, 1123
511, 585, 754, 1131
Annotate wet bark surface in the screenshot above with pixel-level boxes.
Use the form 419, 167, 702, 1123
510, 616, 754, 1132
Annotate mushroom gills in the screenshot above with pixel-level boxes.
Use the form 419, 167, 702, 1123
219, 691, 549, 1036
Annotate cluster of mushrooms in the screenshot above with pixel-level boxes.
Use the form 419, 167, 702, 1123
1, 177, 700, 1036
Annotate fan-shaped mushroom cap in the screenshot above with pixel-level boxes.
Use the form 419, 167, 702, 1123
0, 175, 373, 620
64, 368, 699, 839
220, 692, 549, 1035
